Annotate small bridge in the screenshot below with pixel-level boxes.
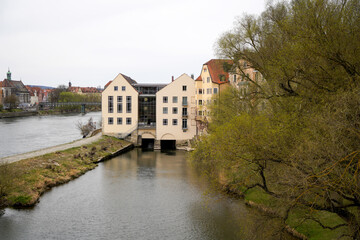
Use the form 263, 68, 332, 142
39, 102, 101, 113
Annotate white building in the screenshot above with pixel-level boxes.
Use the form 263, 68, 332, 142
102, 73, 139, 138
101, 73, 196, 149
156, 74, 196, 148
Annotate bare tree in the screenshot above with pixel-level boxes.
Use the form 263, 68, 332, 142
76, 117, 96, 138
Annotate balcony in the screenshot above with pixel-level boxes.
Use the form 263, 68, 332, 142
182, 113, 188, 118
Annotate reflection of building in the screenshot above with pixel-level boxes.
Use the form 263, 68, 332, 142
102, 73, 196, 149
0, 69, 30, 105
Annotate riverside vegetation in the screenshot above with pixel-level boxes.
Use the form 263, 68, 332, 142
0, 136, 129, 215
190, 0, 360, 239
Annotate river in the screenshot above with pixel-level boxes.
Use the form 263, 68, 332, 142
0, 112, 101, 158
0, 113, 296, 239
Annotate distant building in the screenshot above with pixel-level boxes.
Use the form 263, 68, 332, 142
0, 69, 30, 105
102, 73, 196, 149
68, 81, 102, 95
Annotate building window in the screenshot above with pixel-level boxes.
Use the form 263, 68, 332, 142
198, 88, 203, 94
114, 86, 118, 91
172, 107, 178, 114
198, 111, 202, 116
163, 119, 168, 125
163, 96, 168, 103
204, 68, 207, 72
182, 108, 187, 116
214, 88, 218, 94
172, 96, 178, 103
163, 107, 168, 114
182, 119, 188, 129
108, 117, 113, 125
182, 85, 187, 91
233, 75, 237, 82
126, 96, 131, 113
172, 119, 178, 125
207, 100, 210, 105
207, 77, 210, 83
199, 100, 202, 105
117, 117, 122, 125
126, 117, 132, 125
117, 96, 122, 113
122, 86, 126, 91
182, 96, 187, 105
108, 96, 113, 113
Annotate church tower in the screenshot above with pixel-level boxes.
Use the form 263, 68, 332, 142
7, 68, 11, 80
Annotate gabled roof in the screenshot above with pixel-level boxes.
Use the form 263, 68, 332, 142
2, 79, 29, 92
195, 75, 202, 81
104, 73, 137, 90
121, 73, 137, 85
104, 81, 112, 89
204, 59, 233, 84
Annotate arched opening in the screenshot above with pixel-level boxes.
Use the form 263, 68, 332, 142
160, 133, 176, 150
141, 132, 155, 150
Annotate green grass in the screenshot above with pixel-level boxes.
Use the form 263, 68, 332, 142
1, 136, 130, 208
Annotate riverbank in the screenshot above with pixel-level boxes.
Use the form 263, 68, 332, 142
0, 105, 101, 118
211, 175, 347, 240
0, 136, 133, 210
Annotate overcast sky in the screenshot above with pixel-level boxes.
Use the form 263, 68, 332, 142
0, 0, 266, 88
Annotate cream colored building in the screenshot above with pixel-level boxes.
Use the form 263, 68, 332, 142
102, 73, 196, 149
102, 73, 139, 138
194, 59, 232, 134
156, 74, 196, 144
195, 59, 232, 118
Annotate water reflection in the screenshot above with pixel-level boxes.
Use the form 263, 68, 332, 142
0, 149, 296, 240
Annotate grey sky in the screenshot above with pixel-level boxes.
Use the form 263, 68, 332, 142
0, 0, 266, 88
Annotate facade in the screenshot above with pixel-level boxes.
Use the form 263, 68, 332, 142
102, 73, 139, 138
194, 59, 232, 134
228, 59, 266, 111
101, 73, 196, 149
0, 69, 30, 106
228, 59, 265, 95
156, 74, 196, 143
195, 59, 232, 118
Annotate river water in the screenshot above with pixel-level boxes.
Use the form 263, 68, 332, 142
0, 113, 295, 239
0, 112, 101, 158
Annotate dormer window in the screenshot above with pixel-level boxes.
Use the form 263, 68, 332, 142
219, 75, 226, 82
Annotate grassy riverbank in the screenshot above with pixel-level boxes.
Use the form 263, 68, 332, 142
0, 136, 131, 209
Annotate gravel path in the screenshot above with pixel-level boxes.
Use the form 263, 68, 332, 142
0, 132, 103, 164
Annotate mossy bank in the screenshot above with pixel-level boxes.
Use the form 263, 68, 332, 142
0, 136, 132, 210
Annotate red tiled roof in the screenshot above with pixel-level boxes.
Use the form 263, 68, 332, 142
81, 87, 100, 93
205, 59, 233, 84
195, 76, 202, 81
104, 81, 112, 89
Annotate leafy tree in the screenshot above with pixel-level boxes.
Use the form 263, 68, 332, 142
49, 85, 67, 103
192, 0, 360, 238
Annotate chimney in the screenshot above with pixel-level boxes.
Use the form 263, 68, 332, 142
191, 74, 194, 79
172, 76, 174, 82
